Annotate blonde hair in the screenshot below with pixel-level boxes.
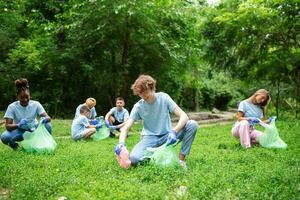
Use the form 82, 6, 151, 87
85, 97, 96, 108
131, 75, 156, 95
248, 89, 271, 117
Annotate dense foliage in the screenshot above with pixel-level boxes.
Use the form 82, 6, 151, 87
0, 0, 299, 117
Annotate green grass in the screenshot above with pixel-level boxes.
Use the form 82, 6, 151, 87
0, 119, 299, 200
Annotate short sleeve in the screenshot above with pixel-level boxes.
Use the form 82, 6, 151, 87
164, 93, 177, 113
81, 116, 90, 127
36, 101, 46, 115
91, 107, 97, 118
129, 104, 141, 121
110, 107, 116, 114
238, 101, 246, 113
4, 104, 14, 119
75, 105, 81, 118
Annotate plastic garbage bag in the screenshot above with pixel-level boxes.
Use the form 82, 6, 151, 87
143, 143, 180, 168
92, 123, 110, 141
257, 119, 287, 149
21, 123, 57, 153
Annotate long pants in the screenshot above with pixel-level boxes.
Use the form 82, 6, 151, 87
129, 120, 198, 165
1, 123, 52, 149
231, 120, 262, 148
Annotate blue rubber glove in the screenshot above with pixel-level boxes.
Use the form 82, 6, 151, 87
105, 119, 110, 128
110, 125, 118, 130
114, 142, 126, 155
40, 117, 49, 124
248, 117, 260, 126
90, 119, 99, 125
166, 130, 177, 146
95, 123, 102, 130
18, 118, 28, 129
267, 116, 277, 123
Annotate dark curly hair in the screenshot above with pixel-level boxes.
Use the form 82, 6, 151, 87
15, 78, 29, 95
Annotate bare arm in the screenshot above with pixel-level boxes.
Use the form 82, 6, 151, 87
5, 118, 18, 131
115, 121, 127, 129
172, 106, 189, 133
40, 112, 51, 122
105, 110, 113, 121
236, 111, 266, 122
119, 118, 134, 143
236, 111, 246, 121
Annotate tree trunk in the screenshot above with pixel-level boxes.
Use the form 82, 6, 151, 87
111, 48, 117, 106
195, 89, 200, 112
276, 79, 280, 118
121, 19, 130, 99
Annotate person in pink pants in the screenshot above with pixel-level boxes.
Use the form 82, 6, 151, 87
232, 89, 271, 148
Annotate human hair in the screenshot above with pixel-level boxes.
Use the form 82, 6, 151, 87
116, 97, 124, 102
15, 78, 29, 95
80, 105, 90, 114
131, 75, 156, 95
85, 97, 96, 108
248, 89, 271, 117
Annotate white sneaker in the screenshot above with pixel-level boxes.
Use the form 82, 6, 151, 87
179, 160, 188, 171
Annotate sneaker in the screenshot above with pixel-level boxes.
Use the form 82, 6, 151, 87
179, 160, 188, 171
116, 147, 131, 169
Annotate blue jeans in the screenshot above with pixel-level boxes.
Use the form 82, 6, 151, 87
129, 120, 198, 165
1, 123, 52, 149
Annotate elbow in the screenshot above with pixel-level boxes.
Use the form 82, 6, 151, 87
183, 113, 189, 123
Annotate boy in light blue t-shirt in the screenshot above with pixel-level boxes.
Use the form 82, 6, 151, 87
105, 97, 129, 137
72, 105, 102, 141
114, 75, 198, 170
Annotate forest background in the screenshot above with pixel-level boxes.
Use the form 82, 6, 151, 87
0, 0, 299, 118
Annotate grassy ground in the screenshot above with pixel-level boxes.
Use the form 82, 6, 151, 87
0, 119, 299, 200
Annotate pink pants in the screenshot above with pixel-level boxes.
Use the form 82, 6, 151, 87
232, 120, 262, 148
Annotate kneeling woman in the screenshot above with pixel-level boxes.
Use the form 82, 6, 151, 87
232, 89, 271, 148
1, 78, 52, 150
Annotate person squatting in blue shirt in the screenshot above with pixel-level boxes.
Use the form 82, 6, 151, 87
114, 75, 198, 170
105, 97, 129, 138
1, 78, 52, 150
232, 89, 272, 148
71, 105, 102, 141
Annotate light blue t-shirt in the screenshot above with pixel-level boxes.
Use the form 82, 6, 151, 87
110, 107, 129, 122
4, 100, 45, 126
75, 103, 97, 119
238, 100, 263, 118
71, 115, 89, 138
130, 92, 177, 136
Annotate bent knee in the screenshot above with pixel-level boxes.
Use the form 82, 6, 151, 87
1, 131, 11, 144
186, 120, 198, 132
239, 120, 250, 126
129, 154, 144, 166
129, 155, 139, 166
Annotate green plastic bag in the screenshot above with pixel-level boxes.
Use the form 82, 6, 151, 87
21, 123, 57, 153
257, 120, 287, 149
91, 123, 110, 141
143, 143, 180, 168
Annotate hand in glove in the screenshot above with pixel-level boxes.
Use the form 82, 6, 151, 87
18, 118, 28, 129
166, 130, 177, 146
